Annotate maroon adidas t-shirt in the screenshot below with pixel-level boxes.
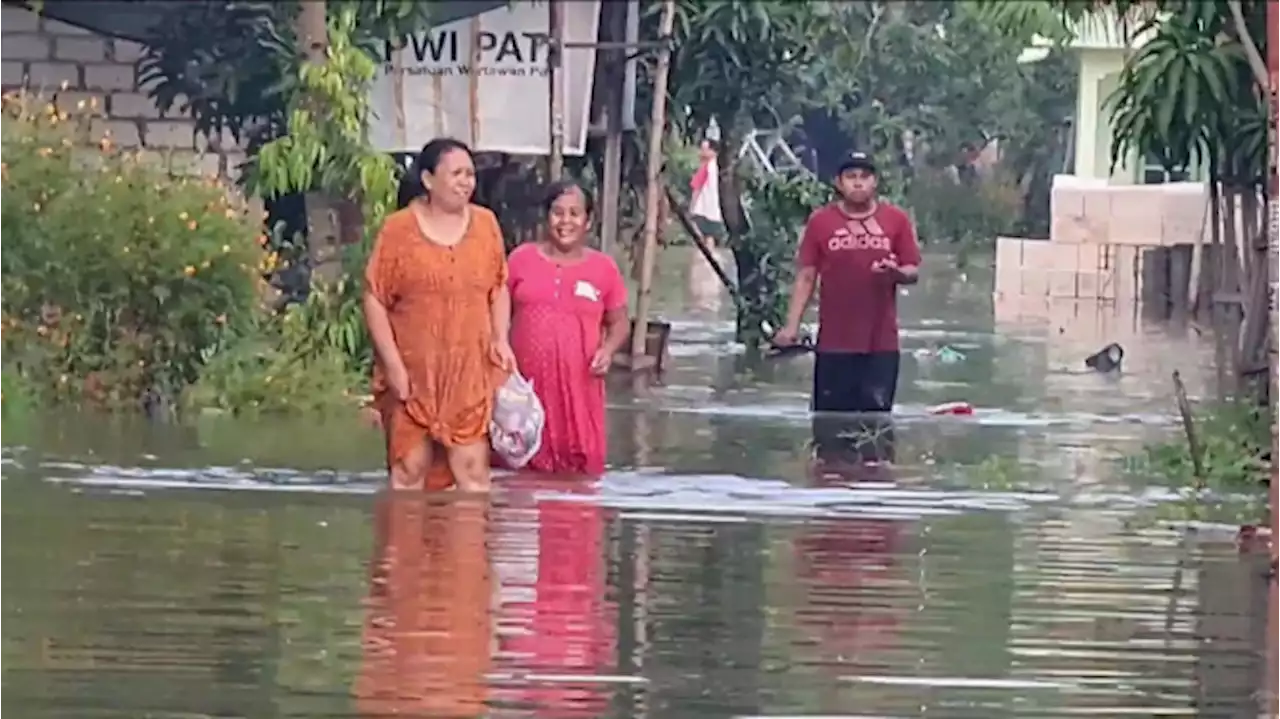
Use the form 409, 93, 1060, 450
797, 202, 921, 354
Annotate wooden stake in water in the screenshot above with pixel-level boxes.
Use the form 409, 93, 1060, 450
1259, 2, 1280, 711
547, 0, 566, 181
628, 0, 675, 371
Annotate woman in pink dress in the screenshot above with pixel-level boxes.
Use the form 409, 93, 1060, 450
507, 181, 630, 474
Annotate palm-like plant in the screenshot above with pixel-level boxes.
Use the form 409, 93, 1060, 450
973, 0, 1273, 379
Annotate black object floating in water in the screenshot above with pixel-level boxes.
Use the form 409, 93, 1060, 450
1085, 342, 1124, 373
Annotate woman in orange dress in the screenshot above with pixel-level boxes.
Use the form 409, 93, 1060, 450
363, 138, 517, 493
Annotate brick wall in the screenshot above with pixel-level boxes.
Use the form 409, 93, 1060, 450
1, 5, 245, 181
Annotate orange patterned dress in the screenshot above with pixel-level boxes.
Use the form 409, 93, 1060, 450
364, 204, 510, 489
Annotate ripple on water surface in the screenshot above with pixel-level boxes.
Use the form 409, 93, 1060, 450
2, 255, 1271, 717
1, 456, 1269, 718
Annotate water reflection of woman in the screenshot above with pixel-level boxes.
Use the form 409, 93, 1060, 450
355, 495, 492, 717
494, 476, 615, 716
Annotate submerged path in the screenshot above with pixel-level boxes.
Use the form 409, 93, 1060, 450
3, 253, 1270, 717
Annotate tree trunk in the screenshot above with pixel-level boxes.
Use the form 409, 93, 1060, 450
294, 2, 344, 286
1195, 165, 1222, 316
1222, 184, 1242, 297
716, 134, 759, 343
1238, 188, 1269, 391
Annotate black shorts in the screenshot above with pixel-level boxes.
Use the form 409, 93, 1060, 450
812, 351, 901, 414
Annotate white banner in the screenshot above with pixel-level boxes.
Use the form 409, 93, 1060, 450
369, 1, 601, 156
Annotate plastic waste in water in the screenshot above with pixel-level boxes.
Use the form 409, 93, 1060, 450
936, 346, 965, 364
928, 401, 974, 416
913, 345, 966, 364
490, 372, 545, 468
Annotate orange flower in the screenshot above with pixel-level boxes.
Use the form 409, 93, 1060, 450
187, 220, 198, 231
183, 265, 196, 277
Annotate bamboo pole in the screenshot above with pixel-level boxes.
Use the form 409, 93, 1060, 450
547, 0, 566, 181
1264, 2, 1274, 711
597, 1, 628, 254
627, 0, 675, 371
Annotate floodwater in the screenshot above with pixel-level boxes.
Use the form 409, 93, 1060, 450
3, 252, 1274, 718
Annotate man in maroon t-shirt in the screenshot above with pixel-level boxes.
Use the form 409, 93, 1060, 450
774, 151, 921, 414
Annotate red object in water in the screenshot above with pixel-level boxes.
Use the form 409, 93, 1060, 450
928, 401, 974, 416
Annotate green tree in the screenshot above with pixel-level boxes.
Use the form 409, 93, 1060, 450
655, 0, 1077, 345
975, 0, 1273, 397
974, 0, 1276, 508
137, 1, 433, 152
655, 1, 837, 345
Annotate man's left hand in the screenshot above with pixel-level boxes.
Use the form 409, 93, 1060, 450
872, 253, 918, 284
871, 253, 899, 275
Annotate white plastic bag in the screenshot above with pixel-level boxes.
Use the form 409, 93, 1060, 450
490, 372, 545, 469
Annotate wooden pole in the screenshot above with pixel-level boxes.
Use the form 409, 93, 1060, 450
547, 0, 565, 181
1265, 3, 1278, 716
628, 0, 675, 371
665, 185, 737, 296
598, 0, 627, 254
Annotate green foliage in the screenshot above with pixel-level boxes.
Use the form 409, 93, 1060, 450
1, 92, 263, 408
908, 170, 1022, 251
137, 1, 432, 150
248, 9, 401, 227
183, 308, 363, 417
663, 1, 833, 137
736, 173, 830, 349
971, 0, 1270, 183
1105, 9, 1264, 180
285, 272, 374, 376
1, 367, 37, 424
1132, 401, 1271, 492
246, 8, 399, 377
657, 0, 1078, 344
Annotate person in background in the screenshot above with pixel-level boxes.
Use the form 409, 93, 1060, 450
689, 138, 724, 244
773, 151, 921, 415
507, 181, 630, 474
363, 137, 517, 493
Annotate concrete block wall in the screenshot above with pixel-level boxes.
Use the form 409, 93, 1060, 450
995, 174, 1261, 307
1051, 180, 1215, 247
994, 237, 1145, 303
1, 5, 245, 181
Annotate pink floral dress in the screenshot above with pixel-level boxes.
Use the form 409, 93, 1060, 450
508, 244, 627, 474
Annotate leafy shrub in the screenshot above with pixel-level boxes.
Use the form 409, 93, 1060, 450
736, 172, 831, 347
907, 169, 1022, 251
1138, 401, 1271, 493
1, 91, 264, 408
1, 366, 36, 420
287, 272, 373, 376
183, 307, 363, 417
